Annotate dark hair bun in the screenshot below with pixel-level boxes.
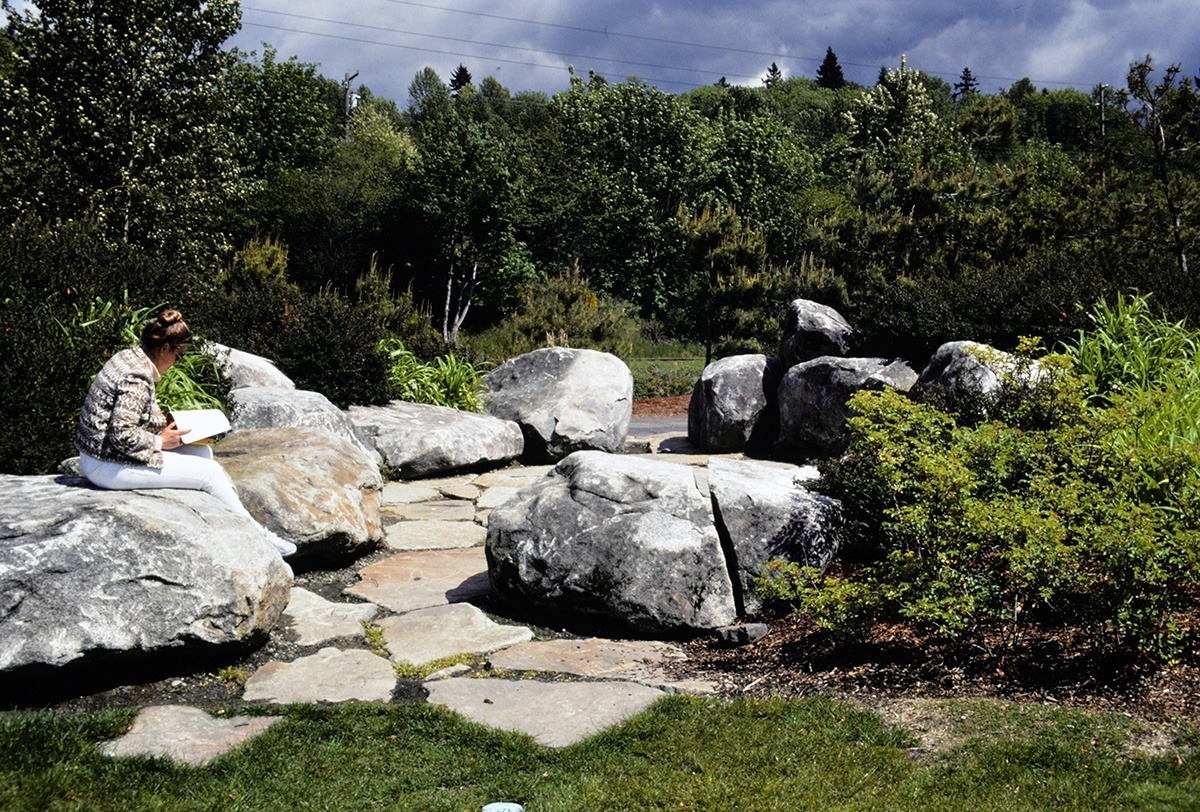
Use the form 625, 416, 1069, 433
140, 308, 191, 349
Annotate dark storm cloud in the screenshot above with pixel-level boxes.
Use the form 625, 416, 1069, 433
218, 1, 1200, 102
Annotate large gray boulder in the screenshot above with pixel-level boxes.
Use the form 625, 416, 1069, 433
707, 459, 841, 614
688, 354, 783, 454
228, 386, 379, 463
486, 451, 736, 636
0, 475, 291, 681
778, 299, 854, 370
483, 348, 633, 463
912, 340, 1042, 403
217, 428, 384, 564
347, 401, 523, 479
205, 342, 295, 390
777, 356, 917, 459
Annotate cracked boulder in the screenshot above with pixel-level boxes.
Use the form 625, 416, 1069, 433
486, 451, 736, 636
0, 475, 291, 684
483, 348, 633, 463
707, 458, 841, 614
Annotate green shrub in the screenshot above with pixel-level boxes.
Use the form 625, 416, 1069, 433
784, 345, 1200, 662
194, 274, 393, 408
354, 259, 445, 361
379, 339, 483, 411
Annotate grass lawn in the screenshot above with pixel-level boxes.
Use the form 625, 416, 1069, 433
3, 695, 1198, 811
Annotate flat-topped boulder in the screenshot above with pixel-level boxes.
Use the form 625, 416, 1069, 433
483, 348, 633, 462
0, 475, 291, 686
229, 386, 379, 462
217, 428, 384, 564
777, 356, 917, 459
707, 458, 842, 614
486, 451, 736, 636
205, 342, 295, 390
347, 401, 523, 479
778, 299, 854, 369
688, 354, 783, 453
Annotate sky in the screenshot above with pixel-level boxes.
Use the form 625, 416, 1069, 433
224, 0, 1200, 104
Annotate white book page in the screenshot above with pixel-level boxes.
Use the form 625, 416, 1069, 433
169, 408, 231, 443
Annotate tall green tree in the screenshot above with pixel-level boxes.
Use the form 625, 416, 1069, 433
0, 0, 244, 268
408, 96, 532, 344
1122, 57, 1200, 278
524, 72, 704, 316
448, 63, 472, 94
251, 95, 416, 291
223, 46, 341, 181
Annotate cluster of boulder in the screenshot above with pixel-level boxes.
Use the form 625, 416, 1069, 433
1, 299, 1026, 696
0, 342, 636, 694
688, 299, 1029, 458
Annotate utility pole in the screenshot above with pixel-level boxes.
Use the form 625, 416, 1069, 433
343, 71, 359, 141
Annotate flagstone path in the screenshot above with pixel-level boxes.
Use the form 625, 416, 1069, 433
104, 429, 741, 764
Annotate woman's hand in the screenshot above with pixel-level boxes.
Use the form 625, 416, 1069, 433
160, 421, 191, 450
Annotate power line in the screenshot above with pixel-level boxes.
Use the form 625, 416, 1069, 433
240, 21, 722, 90
242, 6, 736, 81
372, 0, 819, 63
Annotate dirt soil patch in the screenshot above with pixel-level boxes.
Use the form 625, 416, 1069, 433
632, 396, 690, 417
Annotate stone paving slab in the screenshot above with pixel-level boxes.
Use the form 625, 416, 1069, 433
488, 638, 717, 694
385, 500, 477, 522
243, 647, 397, 704
424, 677, 665, 747
384, 519, 486, 551
472, 466, 553, 488
381, 481, 441, 505
344, 548, 492, 613
376, 603, 533, 665
475, 486, 525, 510
101, 705, 284, 766
436, 481, 484, 501
282, 588, 378, 646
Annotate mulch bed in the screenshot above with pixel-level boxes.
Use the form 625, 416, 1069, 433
674, 609, 1200, 726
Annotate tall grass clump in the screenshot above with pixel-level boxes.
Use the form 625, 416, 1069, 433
379, 339, 484, 412
1068, 292, 1200, 453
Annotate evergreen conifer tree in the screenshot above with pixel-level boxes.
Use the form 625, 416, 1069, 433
449, 63, 473, 94
762, 62, 783, 87
816, 47, 846, 89
953, 67, 980, 101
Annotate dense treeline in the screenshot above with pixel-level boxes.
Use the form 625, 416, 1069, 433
2, 0, 1199, 474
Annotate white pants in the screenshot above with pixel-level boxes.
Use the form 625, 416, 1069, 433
80, 445, 257, 524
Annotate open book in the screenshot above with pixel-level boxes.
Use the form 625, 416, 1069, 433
169, 408, 231, 444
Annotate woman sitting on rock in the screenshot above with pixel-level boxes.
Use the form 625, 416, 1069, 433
75, 308, 296, 558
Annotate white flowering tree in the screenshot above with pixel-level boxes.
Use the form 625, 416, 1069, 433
0, 0, 244, 267
845, 56, 968, 185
